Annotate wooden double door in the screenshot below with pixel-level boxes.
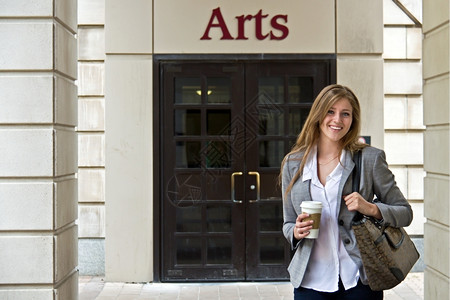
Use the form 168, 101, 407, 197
160, 60, 332, 281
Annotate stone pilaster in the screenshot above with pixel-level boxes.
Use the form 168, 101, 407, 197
0, 0, 78, 299
423, 0, 450, 299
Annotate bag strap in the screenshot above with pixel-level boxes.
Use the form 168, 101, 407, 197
352, 150, 362, 193
352, 151, 364, 223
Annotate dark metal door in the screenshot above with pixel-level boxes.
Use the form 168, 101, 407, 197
161, 60, 331, 281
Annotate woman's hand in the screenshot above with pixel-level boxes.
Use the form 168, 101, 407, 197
293, 213, 314, 240
343, 192, 382, 219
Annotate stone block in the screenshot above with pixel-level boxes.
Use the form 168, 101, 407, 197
0, 289, 52, 300
55, 23, 77, 79
0, 0, 52, 17
79, 239, 105, 275
0, 129, 53, 177
424, 126, 449, 175
337, 58, 384, 148
105, 55, 154, 281
384, 96, 407, 129
55, 271, 78, 300
337, 0, 383, 54
383, 27, 406, 59
383, 0, 414, 25
425, 267, 450, 300
423, 0, 449, 33
78, 26, 105, 61
105, 0, 152, 54
0, 22, 53, 70
423, 24, 449, 80
55, 76, 78, 127
55, 225, 78, 282
79, 205, 105, 237
407, 27, 422, 59
55, 178, 78, 228
78, 168, 105, 202
407, 202, 424, 235
55, 129, 78, 176
78, 0, 105, 25
424, 75, 449, 126
0, 182, 53, 230
407, 96, 425, 129
384, 61, 422, 94
55, 0, 78, 32
424, 174, 449, 226
0, 75, 53, 123
78, 97, 105, 131
408, 167, 425, 200
78, 133, 105, 167
424, 222, 449, 277
384, 132, 423, 165
78, 63, 105, 96
0, 236, 53, 283
389, 166, 408, 197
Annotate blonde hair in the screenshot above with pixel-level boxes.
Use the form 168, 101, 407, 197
280, 84, 366, 195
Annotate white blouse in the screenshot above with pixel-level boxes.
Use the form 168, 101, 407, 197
300, 147, 359, 292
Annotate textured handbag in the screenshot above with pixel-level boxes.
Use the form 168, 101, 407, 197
351, 151, 420, 291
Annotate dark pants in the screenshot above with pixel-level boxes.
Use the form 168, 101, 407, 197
294, 278, 383, 300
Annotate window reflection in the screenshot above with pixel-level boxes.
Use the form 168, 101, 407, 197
176, 141, 201, 168
288, 77, 313, 103
175, 109, 201, 136
207, 77, 231, 104
258, 77, 284, 104
175, 77, 201, 104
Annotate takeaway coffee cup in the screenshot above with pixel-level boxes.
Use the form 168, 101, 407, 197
300, 201, 323, 239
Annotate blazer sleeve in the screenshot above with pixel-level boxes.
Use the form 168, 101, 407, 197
370, 149, 413, 228
281, 156, 302, 250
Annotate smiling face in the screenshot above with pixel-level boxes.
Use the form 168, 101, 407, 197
319, 97, 353, 144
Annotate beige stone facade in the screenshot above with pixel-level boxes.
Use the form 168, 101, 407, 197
423, 0, 450, 298
0, 0, 79, 298
1, 0, 449, 299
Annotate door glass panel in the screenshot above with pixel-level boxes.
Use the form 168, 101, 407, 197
289, 108, 310, 135
207, 238, 232, 264
259, 140, 284, 168
288, 77, 313, 103
206, 141, 230, 168
207, 110, 231, 135
258, 77, 284, 104
177, 238, 202, 264
259, 113, 284, 135
260, 204, 283, 232
176, 141, 201, 168
175, 109, 201, 135
259, 236, 285, 264
167, 174, 203, 206
175, 77, 202, 104
207, 205, 231, 232
207, 77, 231, 104
177, 206, 202, 232
206, 174, 231, 200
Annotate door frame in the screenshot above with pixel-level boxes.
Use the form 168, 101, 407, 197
153, 54, 336, 282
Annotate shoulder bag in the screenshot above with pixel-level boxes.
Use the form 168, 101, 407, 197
351, 150, 420, 291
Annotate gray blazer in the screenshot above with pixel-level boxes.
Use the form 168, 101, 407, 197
282, 146, 413, 288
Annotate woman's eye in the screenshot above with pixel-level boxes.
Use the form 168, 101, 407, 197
342, 112, 350, 117
327, 110, 334, 115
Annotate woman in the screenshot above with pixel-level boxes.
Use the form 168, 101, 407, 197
280, 84, 413, 300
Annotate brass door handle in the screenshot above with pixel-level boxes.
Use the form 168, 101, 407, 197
231, 172, 243, 203
248, 171, 260, 203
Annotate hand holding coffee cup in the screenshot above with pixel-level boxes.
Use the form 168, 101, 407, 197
300, 201, 323, 239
